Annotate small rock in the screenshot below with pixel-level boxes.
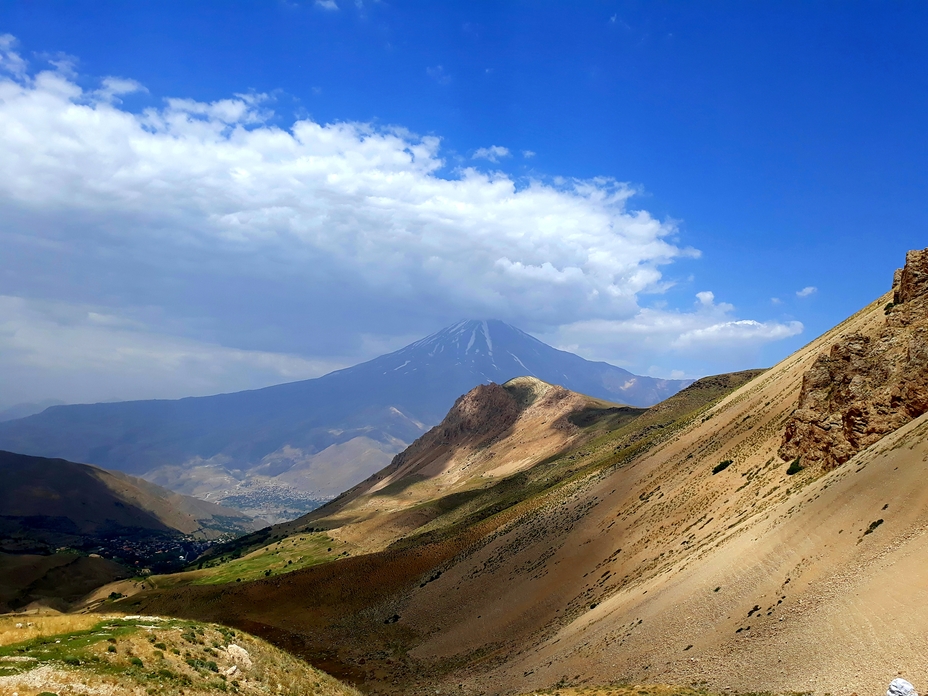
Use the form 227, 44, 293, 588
887, 678, 918, 696
14, 623, 22, 629
227, 644, 253, 669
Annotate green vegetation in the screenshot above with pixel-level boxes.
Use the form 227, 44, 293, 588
864, 518, 884, 535
150, 531, 351, 588
0, 613, 359, 696
712, 460, 733, 474
786, 457, 804, 475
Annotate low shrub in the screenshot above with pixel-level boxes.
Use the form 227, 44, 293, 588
786, 457, 803, 475
712, 459, 733, 474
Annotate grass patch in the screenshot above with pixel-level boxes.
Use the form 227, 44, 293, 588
149, 531, 352, 588
0, 612, 360, 695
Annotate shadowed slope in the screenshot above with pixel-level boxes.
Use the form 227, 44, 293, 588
0, 450, 258, 611
0, 451, 257, 545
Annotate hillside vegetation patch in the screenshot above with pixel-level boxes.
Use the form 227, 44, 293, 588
0, 612, 359, 696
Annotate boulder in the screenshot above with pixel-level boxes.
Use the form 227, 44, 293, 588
887, 678, 918, 696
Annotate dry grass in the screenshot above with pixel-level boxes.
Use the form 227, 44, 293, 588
0, 612, 100, 647
0, 612, 361, 696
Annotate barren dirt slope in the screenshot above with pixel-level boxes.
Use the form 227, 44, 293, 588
373, 288, 896, 695
493, 396, 928, 696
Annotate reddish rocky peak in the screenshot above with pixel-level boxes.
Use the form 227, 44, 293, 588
894, 248, 928, 305
780, 248, 928, 471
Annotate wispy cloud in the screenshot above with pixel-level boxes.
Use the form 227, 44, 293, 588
93, 76, 147, 104
0, 34, 27, 77
473, 145, 510, 162
796, 286, 817, 298
522, 150, 536, 159
426, 65, 451, 85
315, 0, 338, 10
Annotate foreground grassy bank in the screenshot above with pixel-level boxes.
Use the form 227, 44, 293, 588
0, 612, 360, 696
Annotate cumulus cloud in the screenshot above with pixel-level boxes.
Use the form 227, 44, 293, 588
796, 286, 817, 297
0, 37, 802, 405
542, 291, 803, 372
473, 145, 510, 162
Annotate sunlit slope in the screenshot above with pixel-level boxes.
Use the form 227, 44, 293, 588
379, 294, 893, 695
302, 377, 640, 552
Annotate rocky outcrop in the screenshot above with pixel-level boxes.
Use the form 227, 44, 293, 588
779, 248, 928, 470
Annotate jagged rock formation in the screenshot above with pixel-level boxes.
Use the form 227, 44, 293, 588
779, 248, 928, 470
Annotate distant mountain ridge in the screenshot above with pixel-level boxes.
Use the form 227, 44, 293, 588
0, 450, 259, 549
0, 449, 259, 611
0, 320, 691, 521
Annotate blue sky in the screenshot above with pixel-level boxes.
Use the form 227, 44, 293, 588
0, 1, 926, 408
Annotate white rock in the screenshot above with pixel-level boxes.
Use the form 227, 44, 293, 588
14, 623, 22, 629
227, 644, 253, 669
225, 664, 238, 676
888, 678, 919, 696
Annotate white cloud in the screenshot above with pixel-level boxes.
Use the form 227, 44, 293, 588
796, 286, 817, 297
0, 37, 802, 404
93, 76, 147, 104
0, 295, 344, 408
0, 35, 27, 77
542, 291, 803, 370
315, 0, 339, 9
522, 150, 536, 158
473, 145, 510, 163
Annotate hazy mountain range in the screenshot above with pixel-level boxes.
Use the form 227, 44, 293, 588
0, 320, 691, 522
0, 449, 259, 611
